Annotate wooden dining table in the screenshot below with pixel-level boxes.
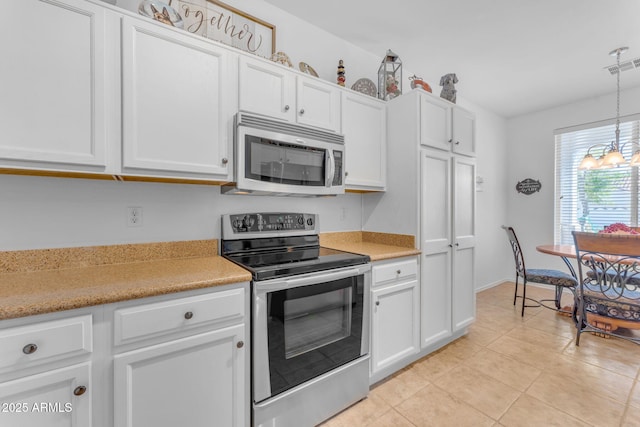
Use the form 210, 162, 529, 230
536, 244, 578, 278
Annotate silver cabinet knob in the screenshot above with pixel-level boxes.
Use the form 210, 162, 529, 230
23, 343, 38, 355
74, 386, 87, 396
375, 301, 380, 306
448, 138, 453, 143
299, 108, 305, 115
221, 158, 228, 165
184, 311, 194, 320
237, 341, 244, 348
455, 141, 460, 145
284, 105, 290, 111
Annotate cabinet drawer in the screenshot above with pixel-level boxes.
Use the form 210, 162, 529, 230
372, 258, 418, 286
0, 315, 92, 372
114, 288, 245, 346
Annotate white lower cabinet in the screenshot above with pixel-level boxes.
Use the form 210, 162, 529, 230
111, 285, 248, 427
0, 363, 91, 427
0, 283, 249, 427
370, 257, 419, 384
420, 149, 476, 348
0, 312, 93, 427
113, 324, 245, 427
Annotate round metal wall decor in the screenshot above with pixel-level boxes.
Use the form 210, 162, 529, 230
516, 178, 541, 195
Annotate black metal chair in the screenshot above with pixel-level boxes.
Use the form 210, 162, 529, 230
502, 226, 577, 316
572, 231, 640, 345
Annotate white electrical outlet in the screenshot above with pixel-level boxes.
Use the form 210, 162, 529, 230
127, 207, 143, 227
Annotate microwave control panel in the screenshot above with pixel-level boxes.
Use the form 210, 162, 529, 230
227, 213, 316, 234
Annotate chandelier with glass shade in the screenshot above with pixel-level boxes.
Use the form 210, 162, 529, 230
578, 47, 640, 170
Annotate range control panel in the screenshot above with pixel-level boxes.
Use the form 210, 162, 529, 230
226, 213, 316, 234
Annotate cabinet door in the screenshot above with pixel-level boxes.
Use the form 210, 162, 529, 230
420, 95, 452, 151
452, 107, 476, 157
238, 56, 295, 122
114, 325, 245, 427
0, 0, 110, 172
121, 17, 236, 179
420, 150, 453, 347
341, 92, 386, 190
0, 363, 91, 427
371, 280, 419, 375
452, 156, 476, 331
296, 76, 341, 132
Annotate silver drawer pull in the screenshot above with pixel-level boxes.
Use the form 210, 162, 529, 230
74, 386, 87, 396
23, 343, 38, 355
184, 311, 194, 320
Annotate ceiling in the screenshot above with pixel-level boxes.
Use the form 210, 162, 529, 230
263, 0, 640, 118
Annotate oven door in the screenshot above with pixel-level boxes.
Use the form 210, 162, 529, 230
236, 125, 345, 196
253, 264, 370, 403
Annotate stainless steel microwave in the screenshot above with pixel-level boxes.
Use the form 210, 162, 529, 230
221, 112, 345, 196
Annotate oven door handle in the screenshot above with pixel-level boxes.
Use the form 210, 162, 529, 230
259, 266, 368, 292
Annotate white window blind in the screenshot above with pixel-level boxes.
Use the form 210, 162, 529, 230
554, 115, 640, 244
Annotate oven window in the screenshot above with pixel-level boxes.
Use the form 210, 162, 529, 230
283, 287, 352, 359
245, 136, 326, 186
266, 275, 364, 398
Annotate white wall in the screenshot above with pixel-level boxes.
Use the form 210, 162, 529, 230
0, 174, 362, 250
506, 86, 640, 272
465, 99, 512, 290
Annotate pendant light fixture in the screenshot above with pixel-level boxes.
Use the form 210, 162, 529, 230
579, 47, 640, 170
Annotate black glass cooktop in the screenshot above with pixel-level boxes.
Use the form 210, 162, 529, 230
222, 237, 369, 281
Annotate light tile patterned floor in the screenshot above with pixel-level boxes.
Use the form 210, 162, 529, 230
320, 282, 640, 427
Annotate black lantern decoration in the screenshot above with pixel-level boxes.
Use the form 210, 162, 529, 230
378, 49, 402, 100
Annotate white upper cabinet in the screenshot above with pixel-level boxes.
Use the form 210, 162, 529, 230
341, 92, 386, 191
121, 16, 237, 180
238, 55, 295, 122
420, 94, 475, 157
0, 0, 113, 173
420, 95, 452, 152
451, 107, 476, 157
296, 76, 341, 132
239, 56, 340, 132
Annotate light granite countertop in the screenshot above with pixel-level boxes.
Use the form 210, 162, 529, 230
0, 234, 420, 321
320, 231, 421, 261
0, 240, 251, 320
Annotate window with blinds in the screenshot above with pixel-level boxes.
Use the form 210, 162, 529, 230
554, 114, 640, 244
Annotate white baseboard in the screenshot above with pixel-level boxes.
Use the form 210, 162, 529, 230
475, 279, 511, 293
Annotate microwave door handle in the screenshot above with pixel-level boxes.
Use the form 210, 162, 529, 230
326, 149, 335, 187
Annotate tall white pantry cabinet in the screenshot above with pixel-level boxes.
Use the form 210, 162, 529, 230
364, 89, 476, 354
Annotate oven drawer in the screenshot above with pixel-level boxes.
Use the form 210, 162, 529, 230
372, 258, 418, 287
114, 288, 245, 346
0, 315, 93, 373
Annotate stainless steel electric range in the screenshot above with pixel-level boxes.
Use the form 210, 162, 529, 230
221, 213, 371, 427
